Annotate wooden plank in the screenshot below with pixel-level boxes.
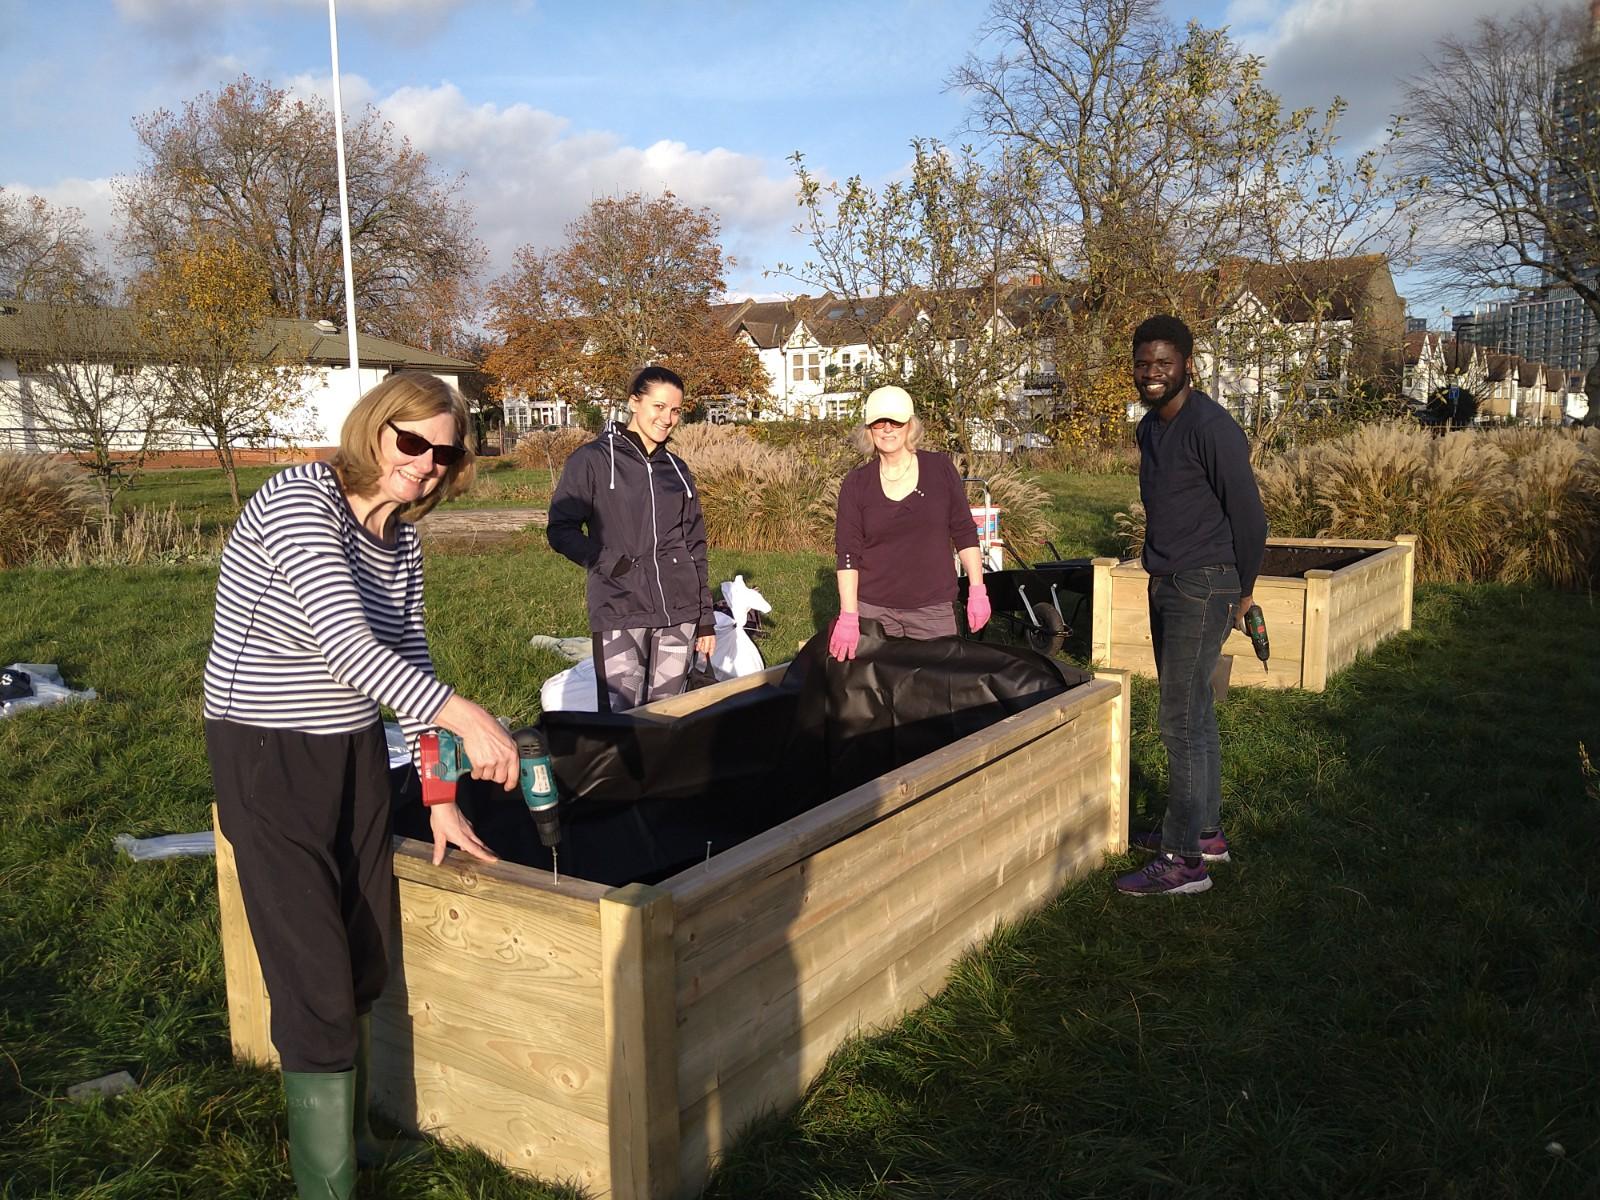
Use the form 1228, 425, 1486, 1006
674, 720, 1107, 1021
390, 879, 602, 1009
391, 837, 611, 907
676, 838, 1099, 1192
664, 678, 1121, 915
1301, 569, 1333, 692
372, 961, 607, 1122
1095, 667, 1132, 851
1395, 534, 1417, 630
372, 880, 606, 1121
1091, 558, 1116, 664
674, 713, 1110, 994
627, 664, 789, 721
212, 806, 277, 1067
1264, 536, 1399, 549
674, 750, 1108, 1103
600, 883, 680, 1200
367, 1028, 612, 1194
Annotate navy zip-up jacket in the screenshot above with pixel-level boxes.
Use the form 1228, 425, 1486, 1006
1136, 390, 1268, 596
547, 423, 714, 634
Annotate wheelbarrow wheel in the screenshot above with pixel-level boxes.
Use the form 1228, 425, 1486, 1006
1025, 602, 1067, 656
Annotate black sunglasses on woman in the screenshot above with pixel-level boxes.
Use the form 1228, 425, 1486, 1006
386, 419, 466, 466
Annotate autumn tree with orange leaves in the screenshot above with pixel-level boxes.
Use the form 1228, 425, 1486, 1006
485, 191, 764, 419
134, 229, 310, 507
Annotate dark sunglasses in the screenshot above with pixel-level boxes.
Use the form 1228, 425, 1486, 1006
386, 419, 466, 466
867, 418, 906, 430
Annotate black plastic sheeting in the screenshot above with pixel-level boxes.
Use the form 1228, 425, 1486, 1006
393, 621, 1090, 887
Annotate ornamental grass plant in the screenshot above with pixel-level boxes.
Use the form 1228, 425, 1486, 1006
0, 453, 99, 568
44, 504, 226, 567
1116, 424, 1600, 589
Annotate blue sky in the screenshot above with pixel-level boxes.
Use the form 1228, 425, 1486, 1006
3, 0, 1527, 312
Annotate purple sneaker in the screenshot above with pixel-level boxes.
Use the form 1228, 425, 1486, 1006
1116, 852, 1212, 896
1130, 828, 1230, 863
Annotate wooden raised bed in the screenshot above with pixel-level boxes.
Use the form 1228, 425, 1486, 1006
1089, 535, 1417, 692
214, 663, 1132, 1198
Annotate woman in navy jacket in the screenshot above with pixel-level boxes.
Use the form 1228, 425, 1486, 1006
547, 366, 716, 709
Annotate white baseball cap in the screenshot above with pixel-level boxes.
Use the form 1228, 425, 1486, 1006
862, 385, 914, 425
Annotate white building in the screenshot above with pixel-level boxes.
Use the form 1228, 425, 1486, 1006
0, 299, 473, 454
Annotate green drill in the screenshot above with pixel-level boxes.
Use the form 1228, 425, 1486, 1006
1243, 604, 1270, 673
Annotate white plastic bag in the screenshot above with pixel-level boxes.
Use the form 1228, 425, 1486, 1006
113, 832, 216, 861
538, 577, 772, 713
0, 663, 97, 720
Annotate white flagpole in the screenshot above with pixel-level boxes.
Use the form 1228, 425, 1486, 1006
328, 0, 362, 401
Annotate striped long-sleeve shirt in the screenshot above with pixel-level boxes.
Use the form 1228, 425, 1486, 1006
203, 461, 453, 758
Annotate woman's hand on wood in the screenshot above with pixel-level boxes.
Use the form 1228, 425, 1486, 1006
428, 802, 498, 866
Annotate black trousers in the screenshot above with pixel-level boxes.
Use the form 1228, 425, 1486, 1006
206, 718, 394, 1073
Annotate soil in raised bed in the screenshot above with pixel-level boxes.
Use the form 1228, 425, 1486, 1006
1259, 544, 1382, 578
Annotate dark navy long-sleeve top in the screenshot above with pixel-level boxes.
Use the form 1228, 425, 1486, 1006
1136, 390, 1268, 596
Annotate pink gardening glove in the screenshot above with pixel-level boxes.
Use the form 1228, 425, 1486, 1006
828, 611, 860, 661
966, 582, 992, 633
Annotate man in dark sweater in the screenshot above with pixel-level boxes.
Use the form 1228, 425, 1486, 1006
1116, 315, 1268, 897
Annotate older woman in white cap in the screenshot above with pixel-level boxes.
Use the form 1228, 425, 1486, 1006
828, 385, 991, 660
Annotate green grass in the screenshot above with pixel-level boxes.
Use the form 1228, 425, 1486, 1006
3, 477, 1598, 1198
113, 466, 279, 531
1027, 469, 1138, 560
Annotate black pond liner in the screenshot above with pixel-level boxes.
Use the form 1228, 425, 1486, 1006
393, 621, 1092, 887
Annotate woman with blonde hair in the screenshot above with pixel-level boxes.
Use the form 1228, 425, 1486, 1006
203, 371, 517, 1198
829, 385, 991, 660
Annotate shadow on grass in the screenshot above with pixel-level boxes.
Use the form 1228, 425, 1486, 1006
702, 583, 1600, 1199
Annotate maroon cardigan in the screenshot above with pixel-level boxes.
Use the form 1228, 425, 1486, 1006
834, 450, 979, 608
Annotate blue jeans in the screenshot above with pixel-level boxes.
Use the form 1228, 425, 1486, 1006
1148, 565, 1240, 858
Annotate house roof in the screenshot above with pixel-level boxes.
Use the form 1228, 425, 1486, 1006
711, 297, 810, 350
1221, 254, 1390, 324
0, 299, 472, 371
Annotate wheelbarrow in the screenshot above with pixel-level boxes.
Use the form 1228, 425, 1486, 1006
958, 545, 1094, 656
957, 477, 1092, 657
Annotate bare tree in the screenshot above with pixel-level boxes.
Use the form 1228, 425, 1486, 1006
12, 301, 171, 515
780, 140, 1043, 463
952, 0, 1420, 444
951, 0, 1271, 342
0, 188, 109, 302
1403, 4, 1600, 427
1216, 100, 1418, 449
118, 76, 485, 353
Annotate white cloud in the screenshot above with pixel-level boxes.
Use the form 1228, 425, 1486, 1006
2, 177, 122, 250
1231, 0, 1517, 145
370, 82, 799, 283
114, 0, 464, 21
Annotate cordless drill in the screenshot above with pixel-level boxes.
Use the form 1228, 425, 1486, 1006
417, 726, 562, 856
1242, 604, 1270, 674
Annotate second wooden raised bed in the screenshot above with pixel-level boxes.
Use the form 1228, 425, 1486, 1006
1089, 535, 1417, 691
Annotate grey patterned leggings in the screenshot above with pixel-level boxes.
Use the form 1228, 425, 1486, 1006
592, 622, 698, 712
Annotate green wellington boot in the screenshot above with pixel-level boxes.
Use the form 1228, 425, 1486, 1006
354, 1014, 433, 1168
283, 1070, 357, 1200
